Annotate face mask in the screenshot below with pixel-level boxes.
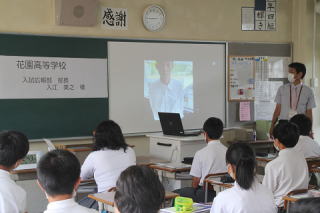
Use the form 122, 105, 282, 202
288, 73, 295, 83
274, 143, 280, 151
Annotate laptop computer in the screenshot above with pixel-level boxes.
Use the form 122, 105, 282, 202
158, 112, 201, 136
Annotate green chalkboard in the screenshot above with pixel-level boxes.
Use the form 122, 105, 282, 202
0, 34, 108, 139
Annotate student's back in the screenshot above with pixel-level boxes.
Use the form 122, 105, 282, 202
290, 114, 320, 158
175, 117, 227, 203
0, 170, 26, 213
0, 131, 29, 213
80, 120, 136, 192
212, 180, 276, 213
81, 147, 136, 192
37, 150, 97, 213
211, 143, 277, 213
263, 122, 309, 207
293, 135, 320, 158
191, 140, 227, 184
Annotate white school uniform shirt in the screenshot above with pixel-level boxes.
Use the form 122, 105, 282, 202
0, 169, 26, 213
292, 135, 320, 158
44, 198, 98, 213
190, 140, 227, 186
81, 147, 136, 192
210, 179, 277, 213
262, 148, 309, 207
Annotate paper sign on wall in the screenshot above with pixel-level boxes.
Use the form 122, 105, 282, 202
240, 102, 251, 121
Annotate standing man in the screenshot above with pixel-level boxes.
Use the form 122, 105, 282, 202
269, 62, 316, 137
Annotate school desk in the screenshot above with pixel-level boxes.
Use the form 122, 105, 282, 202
203, 173, 233, 203
88, 190, 179, 212
149, 163, 192, 191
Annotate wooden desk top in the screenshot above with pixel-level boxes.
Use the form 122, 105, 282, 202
149, 164, 191, 173
136, 156, 169, 166
88, 191, 115, 206
88, 191, 179, 206
204, 176, 233, 189
11, 168, 36, 174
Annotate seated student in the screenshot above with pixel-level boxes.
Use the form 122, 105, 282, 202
81, 120, 136, 193
263, 122, 309, 208
289, 114, 320, 158
211, 143, 277, 213
37, 149, 98, 213
0, 131, 29, 213
114, 165, 165, 213
289, 197, 320, 213
175, 117, 227, 202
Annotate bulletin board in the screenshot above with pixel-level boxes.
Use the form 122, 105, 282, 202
228, 56, 255, 101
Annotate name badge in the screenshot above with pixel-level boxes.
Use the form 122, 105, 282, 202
288, 109, 297, 119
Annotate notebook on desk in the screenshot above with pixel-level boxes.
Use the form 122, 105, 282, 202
158, 112, 201, 137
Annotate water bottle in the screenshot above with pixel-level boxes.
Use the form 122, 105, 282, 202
252, 129, 256, 141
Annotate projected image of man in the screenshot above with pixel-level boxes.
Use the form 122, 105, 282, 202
148, 60, 184, 120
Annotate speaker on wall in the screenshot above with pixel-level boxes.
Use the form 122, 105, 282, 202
55, 0, 98, 26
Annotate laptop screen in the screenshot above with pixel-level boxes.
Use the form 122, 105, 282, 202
158, 112, 184, 136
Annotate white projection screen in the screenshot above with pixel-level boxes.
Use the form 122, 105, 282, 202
108, 41, 226, 134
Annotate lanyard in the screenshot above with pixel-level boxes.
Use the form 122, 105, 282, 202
290, 84, 303, 110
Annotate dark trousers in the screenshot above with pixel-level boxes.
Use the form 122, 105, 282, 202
173, 187, 216, 203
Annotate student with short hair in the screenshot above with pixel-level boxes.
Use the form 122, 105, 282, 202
210, 143, 277, 213
263, 122, 309, 208
0, 130, 29, 213
114, 165, 165, 213
289, 197, 320, 213
290, 114, 320, 158
37, 149, 97, 213
175, 117, 227, 202
81, 120, 136, 193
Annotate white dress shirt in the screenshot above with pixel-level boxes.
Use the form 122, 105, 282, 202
81, 147, 136, 192
211, 179, 277, 213
0, 169, 26, 213
293, 135, 320, 158
148, 79, 184, 120
190, 140, 227, 186
44, 198, 98, 213
262, 148, 309, 207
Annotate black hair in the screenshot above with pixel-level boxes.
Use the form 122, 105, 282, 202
289, 197, 320, 213
273, 122, 300, 148
94, 120, 128, 151
290, 114, 312, 136
37, 149, 80, 196
289, 62, 306, 79
226, 143, 256, 190
0, 131, 29, 168
114, 165, 165, 213
203, 117, 223, 140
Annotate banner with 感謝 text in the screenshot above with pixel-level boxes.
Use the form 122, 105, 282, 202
0, 56, 108, 99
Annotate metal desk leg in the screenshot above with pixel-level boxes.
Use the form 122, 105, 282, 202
204, 181, 208, 203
